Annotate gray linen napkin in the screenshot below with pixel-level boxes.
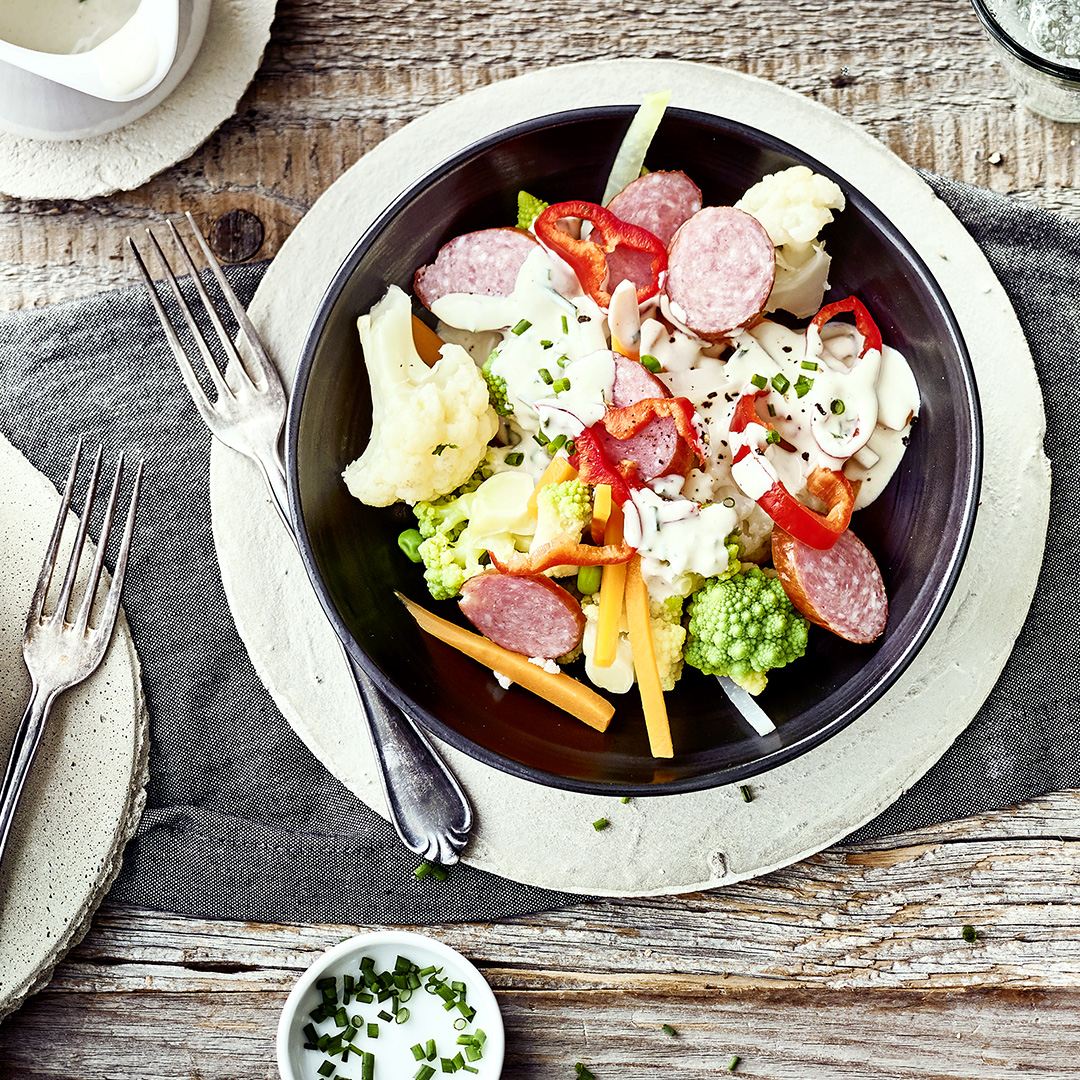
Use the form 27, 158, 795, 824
0, 172, 1067, 923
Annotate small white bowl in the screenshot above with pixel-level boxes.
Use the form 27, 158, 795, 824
0, 0, 178, 102
277, 931, 505, 1080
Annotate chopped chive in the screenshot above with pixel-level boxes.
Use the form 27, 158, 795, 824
740, 785, 753, 803
640, 354, 661, 373
464, 1045, 482, 1062
767, 403, 776, 416
533, 431, 550, 447
412, 1045, 427, 1062
452, 1052, 465, 1070
475, 1031, 486, 1046
831, 398, 845, 414
765, 429, 781, 445
575, 1065, 597, 1080
419, 967, 436, 977
377, 1010, 393, 1022
319, 1062, 336, 1077
432, 865, 448, 881
592, 818, 609, 831
962, 924, 977, 942
557, 354, 569, 367
440, 1059, 455, 1073
396, 1008, 410, 1024
750, 373, 768, 390
343, 1026, 358, 1043
801, 360, 819, 370
505, 451, 524, 467
426, 1038, 437, 1060
453, 1017, 468, 1030
317, 976, 337, 991
727, 1054, 740, 1072
549, 433, 567, 452
565, 440, 575, 455
456, 1002, 476, 1020
400, 988, 414, 1002
367, 1024, 379, 1039
309, 1006, 328, 1023
462, 1067, 478, 1075
552, 377, 571, 393
335, 1007, 349, 1028
415, 862, 432, 879
541, 339, 553, 348
662, 1023, 678, 1036
362, 1052, 375, 1080
350, 1014, 363, 1027
538, 367, 554, 384
304, 1023, 318, 1043
415, 1067, 435, 1080
771, 373, 790, 394
794, 375, 814, 398
511, 318, 531, 335
561, 315, 569, 333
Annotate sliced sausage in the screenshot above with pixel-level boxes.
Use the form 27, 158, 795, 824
600, 353, 692, 481
663, 206, 775, 343
458, 570, 585, 659
607, 170, 703, 246
771, 527, 888, 644
414, 228, 538, 310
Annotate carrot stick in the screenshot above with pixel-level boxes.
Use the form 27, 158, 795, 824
624, 555, 673, 758
412, 315, 445, 367
593, 503, 626, 669
527, 456, 578, 516
590, 483, 612, 545
397, 592, 614, 732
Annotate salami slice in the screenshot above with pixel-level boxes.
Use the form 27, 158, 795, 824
607, 171, 703, 246
458, 570, 585, 659
663, 206, 776, 342
771, 527, 888, 644
414, 227, 538, 310
599, 353, 692, 481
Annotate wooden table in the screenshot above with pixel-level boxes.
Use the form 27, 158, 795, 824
1, 0, 1077, 1075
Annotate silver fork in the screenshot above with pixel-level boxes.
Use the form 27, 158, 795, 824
128, 214, 473, 866
0, 440, 143, 868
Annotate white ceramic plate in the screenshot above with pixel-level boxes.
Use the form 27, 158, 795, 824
0, 434, 148, 1020
211, 59, 1050, 897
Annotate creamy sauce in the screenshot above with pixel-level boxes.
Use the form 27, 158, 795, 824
0, 0, 139, 54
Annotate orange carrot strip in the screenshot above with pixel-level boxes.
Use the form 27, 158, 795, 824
397, 592, 614, 732
412, 315, 445, 367
590, 483, 612, 545
624, 555, 673, 758
527, 456, 579, 516
593, 503, 626, 669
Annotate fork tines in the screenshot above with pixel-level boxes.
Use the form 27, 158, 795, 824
127, 213, 279, 415
30, 438, 143, 636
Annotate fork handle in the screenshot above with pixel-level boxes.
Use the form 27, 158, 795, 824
0, 685, 55, 869
348, 652, 473, 865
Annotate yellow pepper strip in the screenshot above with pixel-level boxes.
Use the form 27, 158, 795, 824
590, 483, 612, 544
593, 502, 627, 669
624, 555, 673, 759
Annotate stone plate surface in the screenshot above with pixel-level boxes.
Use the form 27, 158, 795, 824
210, 59, 1050, 896
0, 434, 148, 1019
0, 0, 275, 198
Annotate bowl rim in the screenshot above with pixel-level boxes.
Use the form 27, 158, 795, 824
286, 104, 983, 797
969, 0, 1080, 84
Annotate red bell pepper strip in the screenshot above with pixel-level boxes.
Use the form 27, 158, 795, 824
729, 389, 854, 550
599, 397, 707, 466
810, 296, 883, 357
568, 425, 639, 506
533, 201, 668, 308
488, 537, 635, 576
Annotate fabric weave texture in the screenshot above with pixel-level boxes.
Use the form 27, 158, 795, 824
0, 172, 1067, 922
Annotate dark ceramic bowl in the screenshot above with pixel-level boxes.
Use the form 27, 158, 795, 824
286, 106, 982, 795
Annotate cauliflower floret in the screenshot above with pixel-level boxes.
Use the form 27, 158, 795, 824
342, 285, 499, 506
683, 566, 808, 695
735, 165, 846, 319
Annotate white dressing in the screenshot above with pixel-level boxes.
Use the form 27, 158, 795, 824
0, 0, 138, 54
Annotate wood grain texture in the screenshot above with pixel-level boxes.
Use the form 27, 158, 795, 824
2, 0, 1079, 1075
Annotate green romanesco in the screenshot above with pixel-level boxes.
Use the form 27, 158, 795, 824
516, 190, 549, 230
482, 351, 514, 417
683, 566, 808, 694
530, 479, 592, 576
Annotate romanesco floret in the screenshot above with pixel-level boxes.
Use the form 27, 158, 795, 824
482, 351, 514, 416
411, 461, 490, 539
530, 478, 592, 576
416, 531, 471, 601
650, 596, 687, 692
683, 566, 808, 694
516, 190, 549, 230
